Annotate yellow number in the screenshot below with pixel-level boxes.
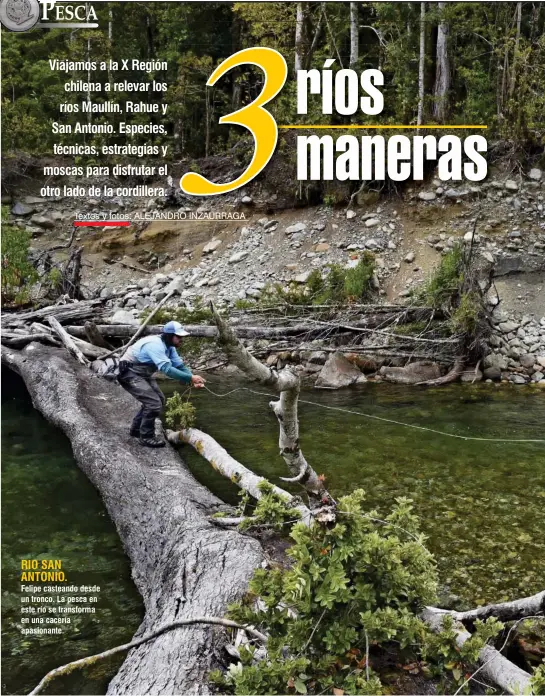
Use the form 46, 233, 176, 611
180, 47, 287, 196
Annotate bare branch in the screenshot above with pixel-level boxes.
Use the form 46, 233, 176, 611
29, 616, 267, 695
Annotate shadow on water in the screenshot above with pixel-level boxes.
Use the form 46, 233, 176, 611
1, 368, 143, 696
176, 376, 545, 606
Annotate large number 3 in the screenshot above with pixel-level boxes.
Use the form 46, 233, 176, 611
180, 47, 287, 196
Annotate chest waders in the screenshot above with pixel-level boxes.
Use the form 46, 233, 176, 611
118, 361, 166, 446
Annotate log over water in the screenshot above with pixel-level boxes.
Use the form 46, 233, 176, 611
2, 344, 263, 695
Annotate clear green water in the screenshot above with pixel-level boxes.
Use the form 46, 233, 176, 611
2, 371, 544, 695
1, 371, 143, 696
177, 377, 545, 607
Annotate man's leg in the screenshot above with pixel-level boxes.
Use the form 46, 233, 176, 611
118, 374, 164, 446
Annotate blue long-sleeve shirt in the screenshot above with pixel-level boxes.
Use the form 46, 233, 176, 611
122, 335, 193, 383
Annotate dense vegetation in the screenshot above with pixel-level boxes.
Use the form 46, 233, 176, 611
209, 489, 544, 695
2, 2, 544, 160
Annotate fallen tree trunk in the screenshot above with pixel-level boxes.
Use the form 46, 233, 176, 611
2, 299, 105, 326
61, 313, 437, 341
452, 590, 545, 625
166, 428, 312, 525
422, 608, 532, 695
2, 344, 263, 695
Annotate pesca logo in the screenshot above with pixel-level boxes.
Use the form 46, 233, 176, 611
0, 0, 98, 31
0, 0, 39, 31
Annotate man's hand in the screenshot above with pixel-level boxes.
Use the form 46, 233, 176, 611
191, 375, 206, 389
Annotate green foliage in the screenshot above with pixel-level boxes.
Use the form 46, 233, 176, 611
421, 615, 503, 693
164, 392, 197, 431
2, 2, 544, 160
531, 661, 545, 695
450, 292, 481, 336
1, 209, 38, 305
218, 490, 439, 695
141, 297, 214, 325
252, 254, 376, 311
238, 481, 301, 531
416, 244, 465, 309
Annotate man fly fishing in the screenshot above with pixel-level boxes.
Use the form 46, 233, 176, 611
118, 320, 205, 448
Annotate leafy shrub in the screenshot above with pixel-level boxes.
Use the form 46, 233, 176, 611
142, 296, 214, 325
416, 244, 464, 309
1, 208, 38, 305
250, 254, 376, 311
164, 392, 196, 430
238, 481, 301, 531
449, 291, 481, 336
218, 490, 439, 695
531, 661, 545, 695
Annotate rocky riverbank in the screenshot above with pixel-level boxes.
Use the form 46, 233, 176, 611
3, 161, 544, 388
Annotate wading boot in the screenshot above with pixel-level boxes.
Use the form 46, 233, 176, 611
139, 437, 166, 448
129, 427, 140, 438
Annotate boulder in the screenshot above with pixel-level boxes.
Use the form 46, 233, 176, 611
483, 353, 508, 370
203, 239, 222, 254
504, 179, 519, 191
12, 202, 34, 216
228, 251, 249, 264
30, 214, 55, 229
520, 354, 536, 369
110, 309, 140, 326
365, 218, 380, 228
498, 321, 518, 333
418, 191, 436, 201
164, 276, 185, 296
346, 210, 357, 220
315, 352, 366, 389
379, 361, 441, 385
285, 222, 307, 235
528, 168, 542, 181
483, 366, 502, 381
404, 252, 416, 263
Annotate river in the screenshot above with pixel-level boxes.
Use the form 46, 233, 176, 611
2, 370, 544, 694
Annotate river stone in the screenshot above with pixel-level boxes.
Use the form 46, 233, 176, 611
520, 354, 536, 369
110, 309, 140, 326
307, 351, 327, 365
286, 222, 307, 235
346, 210, 357, 220
379, 361, 441, 385
498, 321, 518, 333
315, 352, 366, 389
12, 202, 34, 216
483, 366, 502, 381
509, 374, 527, 384
229, 251, 249, 264
203, 239, 222, 254
504, 179, 519, 191
30, 214, 55, 229
164, 276, 185, 296
528, 168, 542, 181
418, 191, 436, 201
365, 218, 380, 228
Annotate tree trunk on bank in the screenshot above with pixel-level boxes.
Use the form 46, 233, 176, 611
417, 2, 426, 126
349, 2, 359, 68
295, 2, 305, 72
2, 344, 263, 695
433, 1, 450, 122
